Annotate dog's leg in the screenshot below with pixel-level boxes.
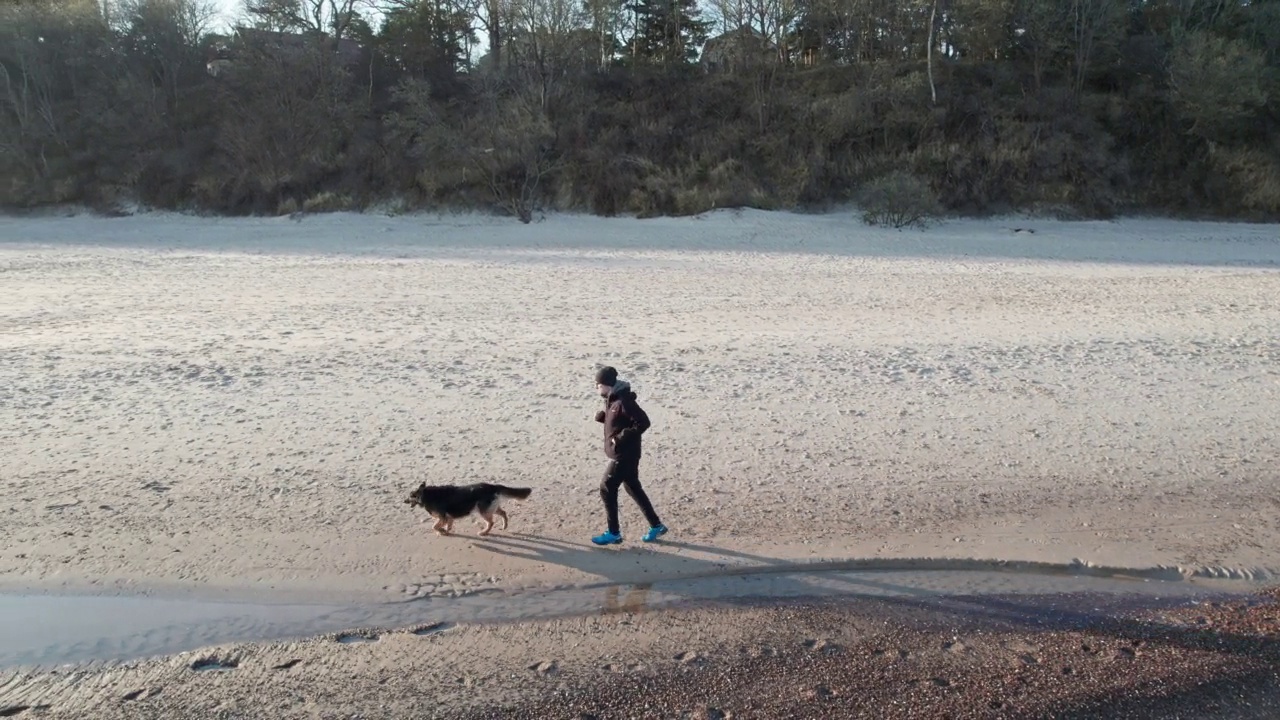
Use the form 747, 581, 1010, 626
495, 508, 509, 529
431, 515, 450, 536
477, 510, 496, 536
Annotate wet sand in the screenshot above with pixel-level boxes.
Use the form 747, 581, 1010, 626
0, 561, 1261, 668
473, 586, 1280, 720
2, 584, 1275, 719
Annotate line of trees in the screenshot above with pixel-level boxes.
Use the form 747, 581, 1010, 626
2, 0, 1278, 222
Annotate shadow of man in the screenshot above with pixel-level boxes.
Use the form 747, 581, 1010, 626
473, 531, 938, 612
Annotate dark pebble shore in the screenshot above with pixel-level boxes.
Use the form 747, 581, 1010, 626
456, 586, 1280, 720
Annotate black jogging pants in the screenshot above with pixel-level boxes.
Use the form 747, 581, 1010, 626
599, 458, 662, 535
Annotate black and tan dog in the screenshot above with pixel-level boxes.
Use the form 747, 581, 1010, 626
403, 482, 532, 536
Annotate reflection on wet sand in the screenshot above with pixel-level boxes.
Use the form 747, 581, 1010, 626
602, 583, 653, 615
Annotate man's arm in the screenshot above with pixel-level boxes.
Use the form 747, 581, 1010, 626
622, 398, 650, 435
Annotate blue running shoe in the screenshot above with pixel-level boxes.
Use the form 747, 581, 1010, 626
591, 530, 623, 546
642, 525, 668, 543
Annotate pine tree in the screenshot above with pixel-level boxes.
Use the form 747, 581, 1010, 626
626, 0, 711, 66
379, 0, 473, 82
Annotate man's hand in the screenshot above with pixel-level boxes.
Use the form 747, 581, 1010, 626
595, 410, 606, 423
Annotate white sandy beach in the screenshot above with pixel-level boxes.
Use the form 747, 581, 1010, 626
2, 208, 1280, 716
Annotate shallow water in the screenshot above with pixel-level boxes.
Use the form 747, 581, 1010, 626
0, 566, 1258, 669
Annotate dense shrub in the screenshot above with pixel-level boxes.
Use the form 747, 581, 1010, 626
2, 0, 1279, 221
858, 171, 943, 229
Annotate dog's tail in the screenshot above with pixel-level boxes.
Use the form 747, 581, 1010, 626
492, 484, 532, 500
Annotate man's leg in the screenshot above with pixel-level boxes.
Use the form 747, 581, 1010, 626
598, 461, 624, 536
617, 461, 662, 529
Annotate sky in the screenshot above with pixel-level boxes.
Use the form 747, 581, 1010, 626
210, 0, 244, 31
207, 0, 390, 34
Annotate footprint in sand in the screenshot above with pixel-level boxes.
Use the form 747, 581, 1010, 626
943, 639, 970, 654
802, 638, 842, 654
1, 705, 51, 717
190, 657, 238, 672
803, 685, 838, 700
271, 659, 302, 670
675, 650, 705, 666
409, 621, 454, 636
529, 660, 558, 675
1005, 640, 1039, 665
335, 632, 379, 644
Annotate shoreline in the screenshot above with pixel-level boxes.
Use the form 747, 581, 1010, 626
3, 582, 1276, 719
0, 556, 1270, 671
4, 208, 1280, 266
2, 550, 1275, 603
5, 201, 1280, 228
3, 508, 1277, 616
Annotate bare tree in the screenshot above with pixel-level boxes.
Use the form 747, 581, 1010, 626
582, 0, 625, 68
0, 0, 114, 192
1068, 0, 1124, 97
1013, 0, 1068, 92
1169, 30, 1272, 141
114, 0, 219, 114
506, 0, 590, 107
377, 0, 481, 69
927, 0, 938, 104
212, 35, 357, 205
242, 0, 370, 38
707, 0, 799, 63
468, 78, 560, 222
457, 0, 518, 70
707, 0, 749, 34
1173, 0, 1233, 31
749, 57, 779, 131
385, 69, 560, 222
